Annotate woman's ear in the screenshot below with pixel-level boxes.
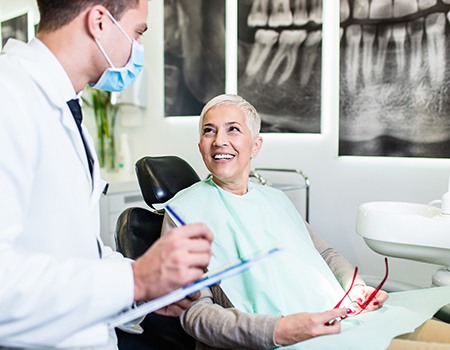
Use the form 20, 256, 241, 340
251, 136, 263, 158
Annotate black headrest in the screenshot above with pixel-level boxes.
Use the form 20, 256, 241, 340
135, 156, 201, 208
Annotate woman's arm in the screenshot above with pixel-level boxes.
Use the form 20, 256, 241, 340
306, 223, 388, 311
181, 286, 348, 348
306, 223, 364, 290
181, 287, 280, 349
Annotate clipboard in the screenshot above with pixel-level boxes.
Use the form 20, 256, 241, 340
108, 246, 282, 328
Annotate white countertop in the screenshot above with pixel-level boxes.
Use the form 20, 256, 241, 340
101, 170, 140, 194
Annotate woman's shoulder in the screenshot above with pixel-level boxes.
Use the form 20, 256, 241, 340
169, 178, 214, 203
252, 181, 289, 199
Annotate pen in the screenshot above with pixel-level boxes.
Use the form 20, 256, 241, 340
166, 205, 186, 226
166, 204, 218, 258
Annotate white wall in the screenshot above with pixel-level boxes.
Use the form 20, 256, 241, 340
0, 0, 38, 21
125, 0, 450, 288
3, 0, 448, 288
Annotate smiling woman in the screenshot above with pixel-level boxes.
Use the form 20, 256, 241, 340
157, 94, 450, 350
198, 94, 263, 195
156, 94, 403, 350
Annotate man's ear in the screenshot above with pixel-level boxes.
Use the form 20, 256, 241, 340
251, 136, 263, 158
86, 5, 109, 39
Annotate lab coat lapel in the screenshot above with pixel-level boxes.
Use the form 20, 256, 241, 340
83, 127, 106, 205
10, 39, 105, 201
8, 39, 95, 188
58, 105, 104, 202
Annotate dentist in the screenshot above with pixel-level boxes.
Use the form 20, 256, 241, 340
0, 1, 212, 349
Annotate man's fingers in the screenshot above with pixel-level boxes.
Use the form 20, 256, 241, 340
183, 252, 212, 270
170, 223, 214, 243
133, 223, 213, 302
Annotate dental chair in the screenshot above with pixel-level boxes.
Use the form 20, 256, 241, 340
114, 155, 201, 350
114, 155, 313, 348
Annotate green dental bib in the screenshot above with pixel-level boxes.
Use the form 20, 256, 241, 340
166, 178, 346, 316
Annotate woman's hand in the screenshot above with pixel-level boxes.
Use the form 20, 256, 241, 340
348, 284, 389, 313
274, 308, 348, 346
155, 292, 201, 316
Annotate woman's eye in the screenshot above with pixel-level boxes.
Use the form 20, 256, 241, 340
229, 126, 240, 132
203, 127, 214, 134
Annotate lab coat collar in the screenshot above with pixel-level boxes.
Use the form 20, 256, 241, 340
3, 38, 76, 108
3, 38, 101, 196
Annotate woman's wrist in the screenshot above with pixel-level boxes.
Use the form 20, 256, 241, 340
274, 315, 293, 346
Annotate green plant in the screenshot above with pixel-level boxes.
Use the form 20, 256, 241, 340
82, 87, 119, 170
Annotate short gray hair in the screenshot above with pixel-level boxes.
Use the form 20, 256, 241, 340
199, 94, 261, 139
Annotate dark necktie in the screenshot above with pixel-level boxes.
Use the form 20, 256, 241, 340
67, 99, 102, 258
67, 99, 94, 176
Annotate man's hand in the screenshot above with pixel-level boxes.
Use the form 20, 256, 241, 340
132, 224, 213, 302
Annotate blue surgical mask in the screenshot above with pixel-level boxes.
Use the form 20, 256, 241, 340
91, 11, 144, 92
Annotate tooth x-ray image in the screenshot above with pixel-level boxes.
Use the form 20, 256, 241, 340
1, 13, 28, 50
238, 0, 323, 133
163, 0, 323, 134
164, 0, 226, 117
340, 0, 450, 158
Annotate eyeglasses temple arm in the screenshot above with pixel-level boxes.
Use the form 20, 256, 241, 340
360, 257, 389, 310
333, 266, 358, 309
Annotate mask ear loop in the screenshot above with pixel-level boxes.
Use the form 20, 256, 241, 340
94, 37, 116, 68
94, 10, 133, 69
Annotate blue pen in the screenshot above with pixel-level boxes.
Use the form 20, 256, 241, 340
166, 205, 186, 226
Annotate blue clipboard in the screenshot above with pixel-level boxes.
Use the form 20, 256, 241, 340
108, 246, 282, 328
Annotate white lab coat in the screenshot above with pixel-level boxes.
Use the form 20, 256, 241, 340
0, 39, 134, 349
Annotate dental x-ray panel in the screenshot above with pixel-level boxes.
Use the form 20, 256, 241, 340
238, 0, 323, 133
339, 0, 450, 158
163, 0, 226, 117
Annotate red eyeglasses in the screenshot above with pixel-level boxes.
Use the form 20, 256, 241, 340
334, 257, 389, 318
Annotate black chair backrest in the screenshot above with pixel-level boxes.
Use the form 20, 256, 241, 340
135, 156, 201, 209
115, 156, 200, 350
115, 207, 164, 259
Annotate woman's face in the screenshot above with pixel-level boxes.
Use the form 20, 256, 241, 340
198, 104, 262, 193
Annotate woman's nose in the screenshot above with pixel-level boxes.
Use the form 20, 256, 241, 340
213, 139, 228, 147
213, 132, 228, 147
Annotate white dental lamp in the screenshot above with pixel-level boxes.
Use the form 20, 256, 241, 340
356, 169, 450, 288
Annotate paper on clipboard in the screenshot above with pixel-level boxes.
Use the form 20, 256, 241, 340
108, 246, 282, 329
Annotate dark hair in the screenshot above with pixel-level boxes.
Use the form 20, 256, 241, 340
37, 0, 140, 32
